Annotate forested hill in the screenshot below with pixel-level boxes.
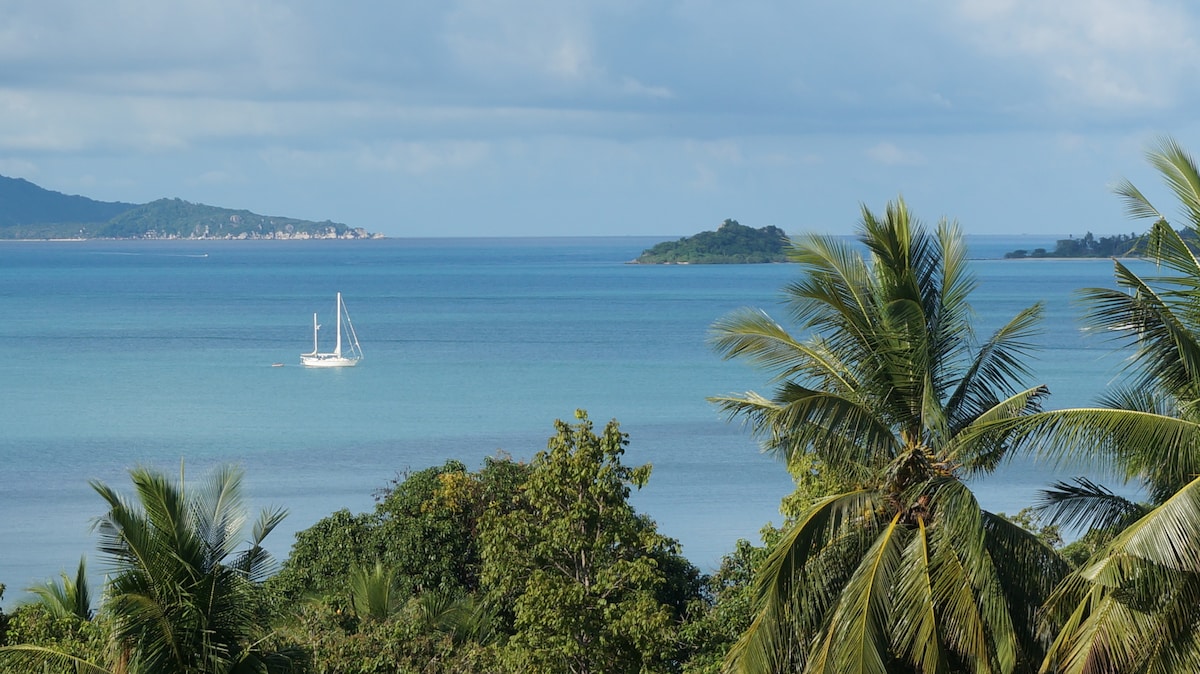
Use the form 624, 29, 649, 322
0, 176, 136, 236
635, 219, 790, 263
0, 175, 380, 239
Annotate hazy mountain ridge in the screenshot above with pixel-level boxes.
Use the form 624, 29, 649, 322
0, 175, 380, 240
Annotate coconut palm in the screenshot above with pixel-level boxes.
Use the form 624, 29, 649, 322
93, 463, 299, 674
25, 556, 94, 622
710, 198, 1067, 674
348, 561, 402, 622
1, 464, 301, 674
1017, 137, 1200, 674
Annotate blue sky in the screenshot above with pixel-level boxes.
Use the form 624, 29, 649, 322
2, 1, 1199, 238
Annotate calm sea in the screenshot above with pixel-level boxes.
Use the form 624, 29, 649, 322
0, 235, 1135, 604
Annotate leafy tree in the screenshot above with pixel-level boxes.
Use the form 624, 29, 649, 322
709, 198, 1067, 673
268, 456, 532, 608
266, 508, 376, 603
479, 411, 697, 674
0, 604, 108, 674
679, 535, 777, 674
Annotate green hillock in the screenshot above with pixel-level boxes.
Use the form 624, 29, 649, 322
0, 175, 379, 239
96, 198, 373, 240
636, 219, 790, 264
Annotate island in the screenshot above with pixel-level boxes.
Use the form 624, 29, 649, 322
634, 219, 789, 264
0, 175, 382, 240
1003, 231, 1142, 258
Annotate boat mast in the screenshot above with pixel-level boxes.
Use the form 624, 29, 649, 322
334, 292, 344, 357
311, 313, 319, 355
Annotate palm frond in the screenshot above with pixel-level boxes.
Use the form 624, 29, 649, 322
1101, 473, 1200, 573
709, 308, 857, 391
1145, 135, 1200, 231
24, 555, 93, 621
891, 517, 949, 674
974, 406, 1200, 484
927, 479, 1017, 674
946, 304, 1045, 433
1036, 478, 1147, 532
1112, 177, 1164, 223
725, 490, 881, 674
350, 561, 401, 621
710, 384, 895, 474
944, 385, 1049, 476
0, 644, 111, 673
1080, 256, 1200, 394
806, 512, 906, 674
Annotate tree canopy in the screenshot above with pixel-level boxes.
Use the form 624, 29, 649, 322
636, 219, 790, 264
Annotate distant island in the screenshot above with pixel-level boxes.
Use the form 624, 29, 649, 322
1003, 231, 1142, 258
0, 175, 381, 240
634, 219, 789, 264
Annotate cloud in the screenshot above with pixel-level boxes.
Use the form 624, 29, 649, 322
867, 142, 925, 166
947, 0, 1200, 110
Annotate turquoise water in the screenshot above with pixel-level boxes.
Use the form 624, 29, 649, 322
0, 236, 1133, 602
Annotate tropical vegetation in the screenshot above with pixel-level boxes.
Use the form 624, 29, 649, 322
1003, 231, 1143, 259
636, 219, 789, 264
984, 136, 1200, 674
15, 138, 1200, 673
0, 175, 377, 239
709, 197, 1066, 673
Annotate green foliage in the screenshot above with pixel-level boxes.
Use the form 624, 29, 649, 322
479, 411, 699, 674
1002, 228, 1200, 259
286, 599, 501, 674
349, 562, 404, 622
268, 508, 376, 603
996, 507, 1063, 549
637, 220, 790, 264
24, 556, 93, 622
0, 604, 108, 672
1024, 136, 1200, 673
92, 464, 300, 673
1, 465, 303, 674
1004, 231, 1143, 258
98, 198, 370, 239
268, 457, 532, 624
0, 585, 7, 648
678, 536, 776, 674
710, 198, 1067, 673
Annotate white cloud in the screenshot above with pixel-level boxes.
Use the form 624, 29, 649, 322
947, 0, 1200, 110
867, 142, 925, 166
442, 2, 599, 84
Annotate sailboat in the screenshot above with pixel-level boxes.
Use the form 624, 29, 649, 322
301, 292, 363, 367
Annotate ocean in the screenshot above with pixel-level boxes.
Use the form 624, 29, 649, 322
0, 235, 1134, 605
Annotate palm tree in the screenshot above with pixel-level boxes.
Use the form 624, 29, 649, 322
94, 463, 299, 674
348, 561, 402, 622
710, 198, 1067, 674
25, 556, 94, 622
0, 463, 301, 674
1016, 137, 1200, 673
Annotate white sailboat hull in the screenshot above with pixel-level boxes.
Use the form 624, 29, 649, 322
300, 353, 359, 367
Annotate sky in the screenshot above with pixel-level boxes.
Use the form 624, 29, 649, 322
3, 1, 1200, 238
